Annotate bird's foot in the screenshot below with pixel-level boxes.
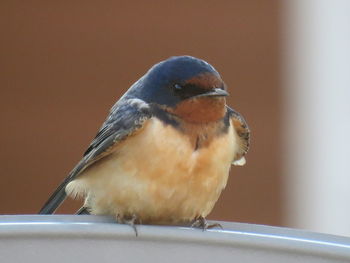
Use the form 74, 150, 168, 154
191, 216, 223, 231
116, 214, 141, 236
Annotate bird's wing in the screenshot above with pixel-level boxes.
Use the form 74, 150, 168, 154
39, 97, 152, 214
227, 106, 250, 166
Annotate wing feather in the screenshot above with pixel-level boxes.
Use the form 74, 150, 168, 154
227, 106, 250, 165
39, 97, 151, 214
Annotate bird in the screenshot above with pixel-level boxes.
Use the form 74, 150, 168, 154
39, 55, 250, 232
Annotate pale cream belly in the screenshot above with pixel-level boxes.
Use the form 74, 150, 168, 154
66, 118, 237, 224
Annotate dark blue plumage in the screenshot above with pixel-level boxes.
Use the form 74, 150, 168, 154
126, 56, 221, 107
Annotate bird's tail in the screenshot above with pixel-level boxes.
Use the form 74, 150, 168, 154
38, 178, 70, 214
76, 206, 90, 215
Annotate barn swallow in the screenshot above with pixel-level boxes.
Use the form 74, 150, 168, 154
39, 56, 250, 232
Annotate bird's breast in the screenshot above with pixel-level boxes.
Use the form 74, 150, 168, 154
67, 117, 237, 224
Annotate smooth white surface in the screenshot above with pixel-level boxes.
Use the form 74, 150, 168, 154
0, 215, 350, 263
283, 0, 350, 236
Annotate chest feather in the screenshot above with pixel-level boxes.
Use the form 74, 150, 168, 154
67, 118, 237, 222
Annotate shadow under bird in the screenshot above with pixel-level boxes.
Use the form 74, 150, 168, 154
39, 56, 250, 232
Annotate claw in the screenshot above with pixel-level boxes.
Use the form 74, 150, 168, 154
116, 214, 140, 236
191, 216, 223, 231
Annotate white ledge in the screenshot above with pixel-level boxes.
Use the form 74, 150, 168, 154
0, 215, 349, 263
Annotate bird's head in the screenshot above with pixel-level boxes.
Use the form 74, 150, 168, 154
130, 56, 229, 123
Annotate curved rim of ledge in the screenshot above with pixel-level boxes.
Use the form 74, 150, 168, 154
0, 215, 350, 260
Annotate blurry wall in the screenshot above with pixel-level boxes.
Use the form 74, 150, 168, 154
283, 0, 350, 236
0, 1, 281, 226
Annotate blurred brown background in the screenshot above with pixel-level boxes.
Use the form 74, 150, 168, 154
0, 1, 281, 226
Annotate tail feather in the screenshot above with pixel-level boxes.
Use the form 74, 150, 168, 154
76, 207, 90, 215
39, 158, 90, 214
38, 178, 70, 214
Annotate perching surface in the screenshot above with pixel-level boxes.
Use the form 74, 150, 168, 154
0, 215, 350, 263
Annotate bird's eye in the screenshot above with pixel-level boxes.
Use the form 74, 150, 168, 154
174, 84, 183, 91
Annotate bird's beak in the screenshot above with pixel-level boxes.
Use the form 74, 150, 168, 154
193, 88, 229, 99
